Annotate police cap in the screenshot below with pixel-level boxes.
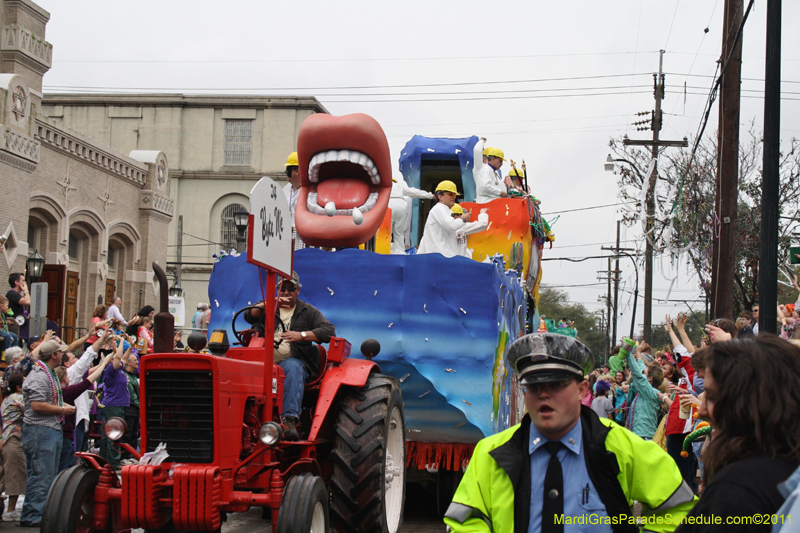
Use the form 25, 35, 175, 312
507, 333, 594, 385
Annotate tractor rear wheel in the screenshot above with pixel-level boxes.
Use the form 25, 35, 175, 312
330, 374, 405, 533
277, 473, 329, 533
41, 464, 100, 533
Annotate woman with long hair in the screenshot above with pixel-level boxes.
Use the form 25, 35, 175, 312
83, 305, 109, 350
677, 335, 800, 532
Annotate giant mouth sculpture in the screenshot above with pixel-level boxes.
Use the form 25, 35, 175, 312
295, 113, 392, 248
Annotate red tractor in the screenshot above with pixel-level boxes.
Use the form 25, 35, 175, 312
41, 265, 406, 533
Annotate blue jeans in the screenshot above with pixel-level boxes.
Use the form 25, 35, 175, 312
21, 424, 62, 523
278, 357, 309, 419
1, 330, 18, 351
58, 436, 76, 472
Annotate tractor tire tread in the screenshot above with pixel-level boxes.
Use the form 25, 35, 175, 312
329, 374, 404, 533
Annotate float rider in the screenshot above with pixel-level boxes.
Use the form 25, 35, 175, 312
283, 152, 304, 249
444, 332, 696, 533
475, 147, 508, 203
244, 271, 335, 441
417, 180, 467, 258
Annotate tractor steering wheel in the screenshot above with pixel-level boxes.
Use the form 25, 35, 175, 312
231, 305, 265, 346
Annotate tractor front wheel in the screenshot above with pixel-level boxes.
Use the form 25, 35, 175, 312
330, 374, 406, 533
41, 464, 100, 533
277, 473, 329, 533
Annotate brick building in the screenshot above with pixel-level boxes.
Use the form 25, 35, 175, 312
40, 94, 328, 312
0, 0, 173, 341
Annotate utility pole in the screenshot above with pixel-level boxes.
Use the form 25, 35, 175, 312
624, 50, 688, 343
176, 215, 183, 287
758, 0, 781, 333
712, 0, 743, 320
596, 267, 612, 362
613, 221, 621, 346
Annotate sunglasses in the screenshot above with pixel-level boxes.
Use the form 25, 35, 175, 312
523, 378, 575, 395
279, 285, 297, 293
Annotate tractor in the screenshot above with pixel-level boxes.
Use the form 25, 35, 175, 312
41, 261, 405, 533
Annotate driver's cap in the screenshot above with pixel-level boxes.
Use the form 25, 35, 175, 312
507, 333, 594, 385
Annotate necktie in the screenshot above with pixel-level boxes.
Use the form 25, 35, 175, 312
542, 441, 564, 533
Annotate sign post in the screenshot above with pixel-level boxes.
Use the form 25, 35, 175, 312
29, 282, 48, 337
247, 177, 293, 406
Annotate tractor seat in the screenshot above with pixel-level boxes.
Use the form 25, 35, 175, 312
305, 345, 328, 389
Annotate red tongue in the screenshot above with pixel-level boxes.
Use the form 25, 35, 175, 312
316, 178, 370, 210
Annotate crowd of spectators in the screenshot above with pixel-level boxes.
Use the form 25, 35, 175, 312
581, 305, 800, 532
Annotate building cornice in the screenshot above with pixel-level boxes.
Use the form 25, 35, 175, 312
42, 93, 329, 114
34, 115, 149, 186
4, 0, 50, 25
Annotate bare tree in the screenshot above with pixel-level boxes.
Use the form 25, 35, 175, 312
609, 125, 800, 314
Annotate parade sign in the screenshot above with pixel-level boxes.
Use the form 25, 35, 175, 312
168, 296, 185, 327
248, 177, 292, 277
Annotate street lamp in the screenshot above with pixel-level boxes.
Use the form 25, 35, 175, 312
27, 249, 44, 282
233, 209, 249, 240
168, 279, 183, 298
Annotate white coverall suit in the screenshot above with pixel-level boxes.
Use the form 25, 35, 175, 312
475, 164, 506, 204
389, 176, 434, 254
417, 202, 465, 258
455, 212, 489, 258
283, 182, 304, 250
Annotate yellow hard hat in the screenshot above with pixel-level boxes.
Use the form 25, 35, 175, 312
285, 152, 299, 167
482, 146, 494, 157
486, 148, 505, 161
435, 180, 461, 195
451, 204, 464, 215
509, 167, 524, 178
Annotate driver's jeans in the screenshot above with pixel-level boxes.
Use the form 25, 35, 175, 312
279, 357, 309, 420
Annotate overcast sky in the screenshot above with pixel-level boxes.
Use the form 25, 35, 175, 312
39, 1, 800, 345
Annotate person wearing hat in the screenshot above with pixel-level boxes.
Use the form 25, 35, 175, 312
452, 205, 490, 259
472, 136, 490, 184
417, 180, 467, 258
444, 333, 696, 533
389, 174, 434, 254
282, 151, 305, 250
244, 271, 335, 440
20, 338, 76, 527
475, 147, 508, 204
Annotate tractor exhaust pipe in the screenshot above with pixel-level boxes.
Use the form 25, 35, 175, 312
152, 262, 175, 353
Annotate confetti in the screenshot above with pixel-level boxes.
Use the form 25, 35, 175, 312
425, 338, 429, 341
419, 390, 431, 398
327, 287, 335, 295
423, 304, 428, 313
445, 368, 456, 373
452, 421, 466, 429
214, 300, 219, 307
462, 399, 472, 407
410, 429, 421, 433
400, 373, 410, 382
459, 308, 467, 314
374, 290, 378, 296
388, 322, 393, 329
507, 230, 513, 240
486, 221, 493, 231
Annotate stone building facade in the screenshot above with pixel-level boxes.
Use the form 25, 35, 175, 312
0, 0, 173, 342
40, 94, 328, 312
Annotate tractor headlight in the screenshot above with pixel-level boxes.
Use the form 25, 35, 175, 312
104, 417, 128, 442
259, 422, 283, 446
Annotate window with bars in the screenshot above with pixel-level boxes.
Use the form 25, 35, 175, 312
221, 203, 247, 251
224, 120, 252, 166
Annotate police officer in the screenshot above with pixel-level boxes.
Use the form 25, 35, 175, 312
444, 333, 696, 533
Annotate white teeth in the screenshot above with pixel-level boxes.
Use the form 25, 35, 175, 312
306, 192, 379, 218
306, 150, 381, 186
352, 209, 364, 225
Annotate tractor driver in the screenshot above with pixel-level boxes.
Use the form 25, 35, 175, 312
244, 271, 335, 440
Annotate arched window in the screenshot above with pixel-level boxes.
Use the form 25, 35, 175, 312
220, 203, 247, 251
